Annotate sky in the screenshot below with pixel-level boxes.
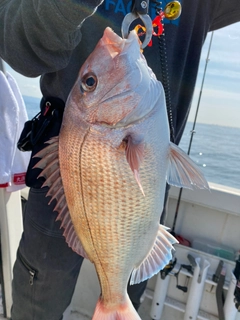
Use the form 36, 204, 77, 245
189, 22, 240, 128
2, 22, 240, 128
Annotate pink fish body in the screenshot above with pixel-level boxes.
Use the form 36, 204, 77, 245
35, 27, 208, 320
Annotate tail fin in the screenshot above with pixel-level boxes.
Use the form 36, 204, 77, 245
92, 295, 141, 320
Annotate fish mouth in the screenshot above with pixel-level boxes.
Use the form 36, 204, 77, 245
101, 27, 125, 57
102, 27, 141, 59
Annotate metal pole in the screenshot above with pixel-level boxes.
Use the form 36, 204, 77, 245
171, 32, 214, 235
187, 31, 214, 155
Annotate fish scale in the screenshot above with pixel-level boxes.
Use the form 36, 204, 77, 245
34, 27, 208, 319
59, 102, 167, 306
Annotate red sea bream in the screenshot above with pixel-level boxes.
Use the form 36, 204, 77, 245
35, 27, 208, 320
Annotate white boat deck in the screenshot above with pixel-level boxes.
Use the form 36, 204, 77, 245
1, 183, 240, 319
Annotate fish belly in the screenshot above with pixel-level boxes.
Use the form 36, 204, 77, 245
59, 110, 168, 305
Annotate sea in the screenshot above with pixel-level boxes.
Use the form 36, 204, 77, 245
23, 95, 240, 191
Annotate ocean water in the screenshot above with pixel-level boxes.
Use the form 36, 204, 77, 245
23, 95, 240, 190
179, 122, 240, 190
23, 95, 41, 119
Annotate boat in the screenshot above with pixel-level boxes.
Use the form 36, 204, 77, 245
1, 182, 240, 320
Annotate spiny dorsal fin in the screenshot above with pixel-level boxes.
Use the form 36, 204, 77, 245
33, 136, 88, 259
130, 225, 178, 285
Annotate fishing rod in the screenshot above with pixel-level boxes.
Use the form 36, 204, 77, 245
171, 31, 214, 236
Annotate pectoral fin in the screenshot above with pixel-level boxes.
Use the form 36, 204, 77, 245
130, 225, 178, 285
125, 134, 145, 196
167, 142, 209, 190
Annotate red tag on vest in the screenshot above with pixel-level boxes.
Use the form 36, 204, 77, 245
0, 182, 9, 188
13, 173, 26, 185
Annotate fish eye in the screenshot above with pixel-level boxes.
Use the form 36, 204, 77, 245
80, 72, 98, 92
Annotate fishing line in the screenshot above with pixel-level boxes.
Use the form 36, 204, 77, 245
171, 31, 214, 235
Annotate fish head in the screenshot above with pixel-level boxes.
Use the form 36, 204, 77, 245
66, 27, 162, 127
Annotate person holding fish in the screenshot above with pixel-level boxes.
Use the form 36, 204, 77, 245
0, 1, 239, 319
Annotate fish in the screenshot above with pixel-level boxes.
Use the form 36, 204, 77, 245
34, 27, 209, 320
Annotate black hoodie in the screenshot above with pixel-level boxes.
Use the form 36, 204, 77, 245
0, 0, 239, 143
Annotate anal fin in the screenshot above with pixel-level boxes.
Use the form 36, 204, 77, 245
130, 225, 178, 285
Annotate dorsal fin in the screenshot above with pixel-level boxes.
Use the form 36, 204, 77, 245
33, 137, 88, 259
130, 225, 178, 285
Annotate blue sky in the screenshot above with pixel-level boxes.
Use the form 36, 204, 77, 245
189, 22, 240, 128
2, 22, 240, 128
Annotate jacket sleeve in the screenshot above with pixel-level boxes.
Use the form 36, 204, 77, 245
0, 0, 103, 76
210, 0, 240, 31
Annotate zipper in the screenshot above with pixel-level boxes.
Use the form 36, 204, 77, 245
28, 270, 35, 286
18, 251, 36, 286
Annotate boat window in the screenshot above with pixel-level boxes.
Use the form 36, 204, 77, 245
180, 22, 240, 190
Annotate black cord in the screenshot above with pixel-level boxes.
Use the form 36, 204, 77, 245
158, 33, 175, 142
152, 0, 175, 142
